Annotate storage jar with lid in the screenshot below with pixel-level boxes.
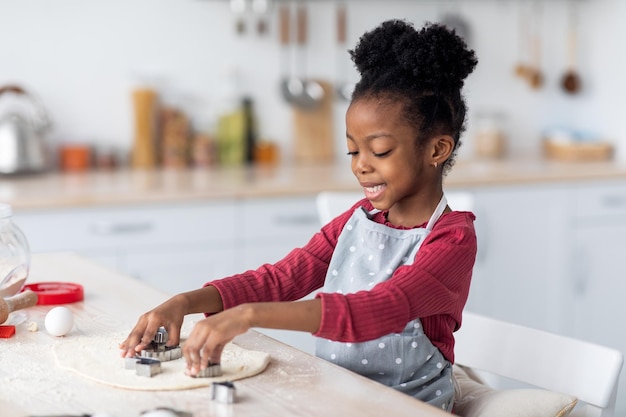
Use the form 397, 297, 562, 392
0, 203, 30, 296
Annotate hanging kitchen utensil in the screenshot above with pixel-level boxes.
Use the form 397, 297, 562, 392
0, 85, 50, 175
279, 2, 302, 105
230, 0, 247, 35
334, 2, 354, 101
527, 2, 544, 90
561, 1, 582, 94
514, 3, 531, 80
252, 0, 271, 36
293, 3, 324, 109
438, 2, 472, 47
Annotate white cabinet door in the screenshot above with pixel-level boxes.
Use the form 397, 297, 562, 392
567, 181, 626, 415
123, 245, 238, 295
240, 196, 320, 271
467, 184, 571, 333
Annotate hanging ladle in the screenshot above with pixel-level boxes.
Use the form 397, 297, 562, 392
561, 2, 582, 94
279, 3, 322, 109
334, 3, 354, 101
293, 4, 323, 109
279, 3, 298, 104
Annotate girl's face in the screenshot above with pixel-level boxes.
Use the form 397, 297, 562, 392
346, 98, 444, 225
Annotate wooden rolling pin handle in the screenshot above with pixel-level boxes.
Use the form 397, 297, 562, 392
0, 290, 38, 324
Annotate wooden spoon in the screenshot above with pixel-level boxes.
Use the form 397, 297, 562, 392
514, 4, 530, 80
561, 2, 582, 94
527, 2, 544, 89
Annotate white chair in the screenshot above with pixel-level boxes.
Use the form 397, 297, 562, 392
315, 190, 474, 225
454, 311, 624, 417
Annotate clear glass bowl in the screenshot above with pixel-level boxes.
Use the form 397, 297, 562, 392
0, 203, 30, 297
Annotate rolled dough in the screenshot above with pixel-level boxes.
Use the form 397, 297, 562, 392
53, 331, 270, 391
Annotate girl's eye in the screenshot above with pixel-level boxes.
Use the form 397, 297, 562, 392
347, 151, 359, 156
373, 150, 391, 157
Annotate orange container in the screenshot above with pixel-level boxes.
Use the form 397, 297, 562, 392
59, 145, 91, 172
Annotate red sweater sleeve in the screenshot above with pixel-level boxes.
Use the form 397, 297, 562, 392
207, 203, 354, 307
208, 199, 477, 363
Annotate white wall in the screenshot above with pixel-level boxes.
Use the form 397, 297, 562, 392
1, 0, 624, 163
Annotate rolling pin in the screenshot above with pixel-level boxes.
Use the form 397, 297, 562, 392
0, 290, 38, 324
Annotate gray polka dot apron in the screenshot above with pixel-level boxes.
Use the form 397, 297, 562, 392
316, 195, 454, 411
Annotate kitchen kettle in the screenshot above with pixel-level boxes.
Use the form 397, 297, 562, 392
0, 85, 50, 174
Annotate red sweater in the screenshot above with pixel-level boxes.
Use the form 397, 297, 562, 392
208, 199, 477, 363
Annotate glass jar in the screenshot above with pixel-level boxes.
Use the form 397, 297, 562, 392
474, 112, 508, 159
0, 203, 30, 296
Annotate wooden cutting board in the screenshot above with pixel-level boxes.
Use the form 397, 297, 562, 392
292, 80, 335, 163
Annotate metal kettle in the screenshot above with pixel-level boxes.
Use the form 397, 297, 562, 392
0, 85, 51, 174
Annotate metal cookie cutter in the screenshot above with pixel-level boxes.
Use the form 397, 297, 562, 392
193, 362, 222, 378
140, 326, 182, 362
125, 356, 162, 377
211, 381, 236, 404
123, 327, 182, 377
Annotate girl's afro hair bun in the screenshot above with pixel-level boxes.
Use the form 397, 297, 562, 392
350, 19, 478, 93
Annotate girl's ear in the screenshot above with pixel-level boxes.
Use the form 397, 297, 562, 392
430, 135, 455, 166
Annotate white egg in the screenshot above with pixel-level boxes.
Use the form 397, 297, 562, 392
44, 306, 74, 337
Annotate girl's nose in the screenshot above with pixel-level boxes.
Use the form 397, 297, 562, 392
353, 154, 372, 174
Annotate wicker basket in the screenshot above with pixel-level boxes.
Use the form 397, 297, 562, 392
542, 139, 613, 162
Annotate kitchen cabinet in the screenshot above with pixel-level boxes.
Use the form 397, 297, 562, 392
240, 196, 320, 270
13, 201, 241, 294
566, 180, 626, 415
463, 183, 571, 334
14, 198, 323, 295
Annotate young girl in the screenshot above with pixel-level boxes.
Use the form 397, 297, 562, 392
121, 19, 478, 411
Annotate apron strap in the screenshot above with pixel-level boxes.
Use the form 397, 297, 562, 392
425, 195, 448, 231
366, 194, 448, 230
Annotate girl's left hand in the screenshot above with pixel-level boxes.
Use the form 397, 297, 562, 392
183, 304, 252, 376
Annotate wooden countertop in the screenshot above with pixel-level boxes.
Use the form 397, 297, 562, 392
1, 252, 451, 417
3, 157, 626, 210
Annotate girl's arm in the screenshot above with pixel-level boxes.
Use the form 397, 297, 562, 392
119, 285, 224, 357
183, 298, 321, 375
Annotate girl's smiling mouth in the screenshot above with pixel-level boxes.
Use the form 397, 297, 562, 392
362, 183, 386, 200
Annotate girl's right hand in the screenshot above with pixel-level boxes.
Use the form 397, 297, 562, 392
118, 294, 189, 358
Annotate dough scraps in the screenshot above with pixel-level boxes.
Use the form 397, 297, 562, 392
53, 332, 270, 391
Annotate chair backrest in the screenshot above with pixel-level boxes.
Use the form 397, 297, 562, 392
455, 311, 624, 417
315, 191, 474, 225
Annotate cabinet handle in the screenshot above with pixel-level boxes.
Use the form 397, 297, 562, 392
273, 215, 319, 226
602, 194, 626, 208
91, 221, 154, 235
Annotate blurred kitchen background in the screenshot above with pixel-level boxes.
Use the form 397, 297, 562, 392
1, 0, 625, 166
2, 0, 626, 413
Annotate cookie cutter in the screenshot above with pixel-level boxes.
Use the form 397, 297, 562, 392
125, 356, 162, 377
140, 326, 182, 362
211, 381, 236, 403
123, 326, 182, 377
194, 362, 222, 378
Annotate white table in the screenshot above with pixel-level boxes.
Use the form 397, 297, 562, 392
0, 252, 451, 417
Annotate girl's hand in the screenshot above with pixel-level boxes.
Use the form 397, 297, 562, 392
183, 304, 253, 376
119, 294, 188, 358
